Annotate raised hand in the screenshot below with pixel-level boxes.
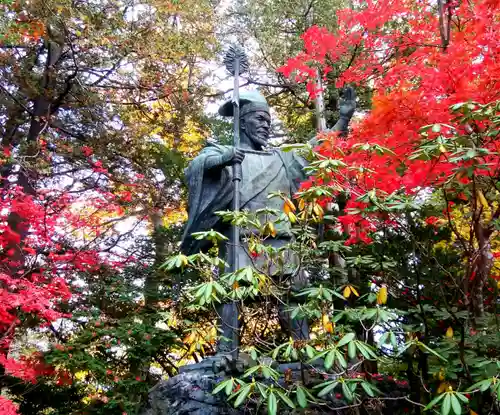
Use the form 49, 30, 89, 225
339, 86, 356, 120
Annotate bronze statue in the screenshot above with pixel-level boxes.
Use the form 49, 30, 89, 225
181, 88, 356, 354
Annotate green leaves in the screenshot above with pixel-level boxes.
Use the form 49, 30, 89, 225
225, 379, 301, 415
267, 391, 277, 414
466, 376, 500, 399
275, 390, 295, 410
297, 285, 345, 302
315, 380, 338, 398
442, 393, 452, 415
424, 391, 468, 415
303, 158, 347, 175
378, 330, 399, 348
351, 142, 397, 156
314, 378, 377, 402
450, 394, 461, 415
212, 378, 235, 396
341, 381, 354, 402
398, 338, 447, 362
190, 280, 227, 306
233, 384, 252, 408
160, 253, 189, 270
296, 386, 308, 408
337, 332, 355, 347
161, 249, 228, 270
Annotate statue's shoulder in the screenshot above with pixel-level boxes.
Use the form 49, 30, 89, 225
273, 147, 308, 174
198, 141, 230, 156
186, 143, 225, 166
274, 147, 298, 163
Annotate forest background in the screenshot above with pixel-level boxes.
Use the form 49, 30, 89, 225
0, 0, 498, 414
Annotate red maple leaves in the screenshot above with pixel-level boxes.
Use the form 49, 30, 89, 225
0, 184, 127, 409
281, 0, 500, 244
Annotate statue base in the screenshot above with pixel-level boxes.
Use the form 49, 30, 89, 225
140, 355, 410, 415
139, 354, 251, 415
139, 353, 332, 415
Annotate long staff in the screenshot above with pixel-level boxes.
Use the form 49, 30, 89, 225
219, 45, 249, 357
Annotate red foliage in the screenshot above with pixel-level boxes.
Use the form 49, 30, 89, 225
280, 0, 500, 244
0, 184, 127, 410
0, 396, 18, 415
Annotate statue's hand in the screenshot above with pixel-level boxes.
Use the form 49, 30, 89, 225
339, 86, 356, 120
221, 147, 245, 166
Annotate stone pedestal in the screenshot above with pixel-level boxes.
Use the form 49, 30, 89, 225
139, 354, 251, 415
140, 356, 409, 415
140, 353, 318, 415
140, 369, 234, 415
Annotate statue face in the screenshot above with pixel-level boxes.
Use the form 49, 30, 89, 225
241, 110, 271, 150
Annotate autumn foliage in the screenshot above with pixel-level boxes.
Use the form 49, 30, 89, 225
1, 0, 499, 413
281, 0, 500, 309
281, 0, 499, 201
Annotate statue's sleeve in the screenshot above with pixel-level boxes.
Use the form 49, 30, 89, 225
180, 144, 234, 254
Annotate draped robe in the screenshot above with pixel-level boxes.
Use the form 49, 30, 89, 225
181, 142, 308, 272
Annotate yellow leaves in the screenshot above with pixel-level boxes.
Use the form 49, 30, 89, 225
343, 286, 351, 298
312, 202, 324, 220
283, 198, 297, 223
208, 326, 217, 344
477, 190, 489, 209
178, 254, 189, 267
183, 325, 218, 355
256, 273, 272, 295
406, 332, 417, 341
283, 198, 296, 214
343, 285, 359, 299
298, 198, 306, 211
322, 314, 334, 333
293, 198, 324, 222
436, 368, 445, 381
257, 273, 269, 288
263, 221, 277, 237
470, 410, 479, 415
183, 331, 197, 344
497, 280, 500, 290
445, 327, 454, 338
433, 198, 500, 278
163, 204, 188, 226
437, 382, 451, 394
377, 285, 388, 305
75, 371, 88, 381
125, 99, 206, 158
287, 211, 297, 223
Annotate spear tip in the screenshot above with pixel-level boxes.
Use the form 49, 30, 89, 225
224, 44, 249, 76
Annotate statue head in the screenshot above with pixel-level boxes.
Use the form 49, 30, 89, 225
218, 90, 271, 150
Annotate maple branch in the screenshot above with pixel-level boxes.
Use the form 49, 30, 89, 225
437, 0, 453, 50
203, 80, 251, 98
